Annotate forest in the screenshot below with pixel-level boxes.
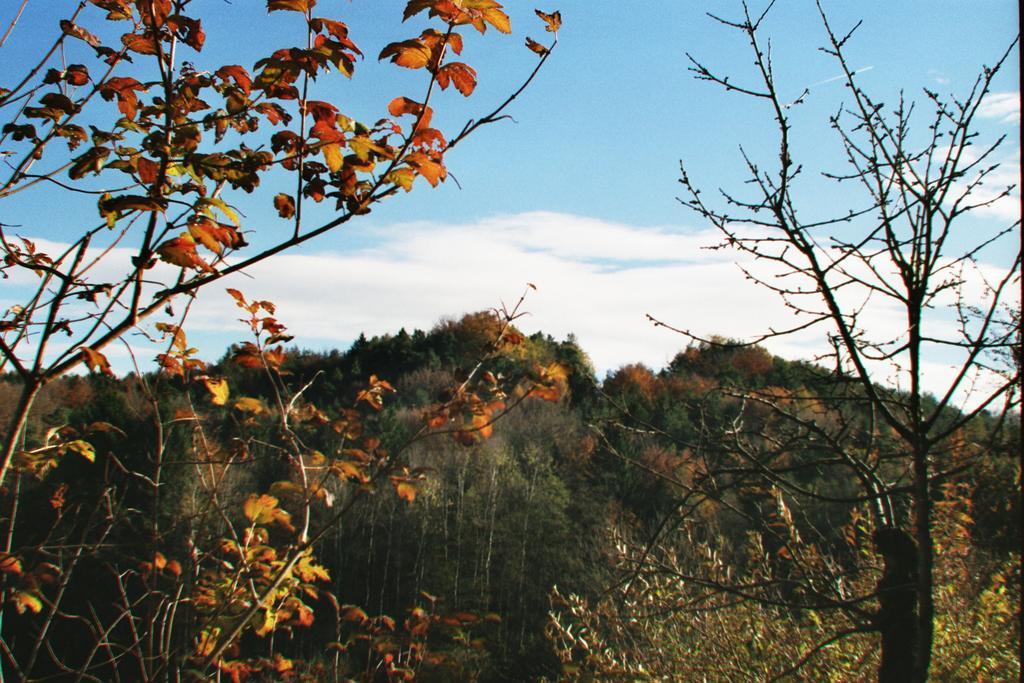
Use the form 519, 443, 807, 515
0, 0, 1020, 680
0, 312, 1019, 680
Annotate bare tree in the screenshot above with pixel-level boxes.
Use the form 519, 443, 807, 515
644, 2, 1020, 681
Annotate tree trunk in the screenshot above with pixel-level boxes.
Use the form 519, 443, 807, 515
873, 528, 919, 683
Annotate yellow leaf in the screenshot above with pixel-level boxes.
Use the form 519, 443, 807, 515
322, 143, 343, 172
243, 494, 294, 531
203, 377, 230, 405
64, 439, 95, 462
195, 628, 219, 657
155, 322, 187, 351
233, 397, 268, 414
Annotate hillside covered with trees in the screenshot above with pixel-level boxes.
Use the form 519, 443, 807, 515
2, 311, 1018, 680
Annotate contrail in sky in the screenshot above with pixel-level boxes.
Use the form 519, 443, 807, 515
807, 65, 875, 90
785, 66, 874, 108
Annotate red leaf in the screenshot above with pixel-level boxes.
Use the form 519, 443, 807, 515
99, 77, 147, 120
215, 65, 252, 95
137, 157, 159, 184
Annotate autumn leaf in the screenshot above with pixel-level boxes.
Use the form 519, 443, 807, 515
274, 193, 296, 218
195, 629, 219, 657
470, 1, 511, 34
12, 591, 43, 615
347, 135, 392, 162
341, 605, 368, 623
194, 197, 242, 227
379, 39, 432, 69
322, 142, 344, 172
404, 152, 446, 186
243, 494, 294, 531
99, 194, 166, 215
267, 0, 316, 12
535, 9, 562, 32
69, 146, 111, 179
335, 460, 369, 483
530, 362, 569, 401
156, 233, 214, 271
234, 397, 269, 414
387, 96, 425, 118
215, 64, 252, 94
136, 156, 159, 184
392, 478, 417, 502
167, 14, 205, 51
0, 553, 22, 577
295, 554, 330, 583
203, 377, 229, 405
155, 322, 187, 351
385, 167, 416, 191
436, 62, 477, 96
525, 37, 548, 56
188, 215, 246, 255
60, 20, 101, 46
80, 346, 114, 376
99, 76, 147, 119
64, 439, 96, 462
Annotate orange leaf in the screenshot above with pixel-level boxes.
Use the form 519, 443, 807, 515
153, 552, 167, 571
436, 62, 477, 96
387, 96, 424, 118
0, 553, 22, 577
379, 39, 432, 69
274, 193, 296, 218
405, 152, 446, 187
393, 480, 417, 502
473, 3, 511, 34
342, 606, 368, 623
535, 9, 561, 32
81, 346, 114, 376
12, 591, 43, 614
187, 217, 229, 255
267, 0, 316, 12
156, 233, 213, 271
155, 322, 187, 351
525, 37, 548, 56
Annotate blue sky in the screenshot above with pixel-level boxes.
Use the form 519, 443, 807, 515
1, 1, 1020, 402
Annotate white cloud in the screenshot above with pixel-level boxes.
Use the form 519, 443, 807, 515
5, 212, 1015, 410
978, 91, 1021, 124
